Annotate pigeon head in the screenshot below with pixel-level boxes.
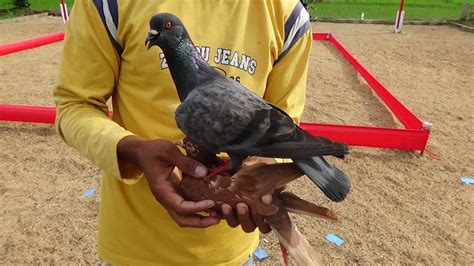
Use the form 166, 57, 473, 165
145, 12, 220, 102
146, 13, 189, 50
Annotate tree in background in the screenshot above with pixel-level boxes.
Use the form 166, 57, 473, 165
12, 0, 30, 8
301, 0, 322, 7
301, 0, 319, 17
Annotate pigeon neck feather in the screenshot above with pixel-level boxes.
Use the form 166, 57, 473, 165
162, 38, 219, 102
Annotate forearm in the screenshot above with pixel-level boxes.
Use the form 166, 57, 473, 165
55, 101, 137, 181
52, 0, 143, 181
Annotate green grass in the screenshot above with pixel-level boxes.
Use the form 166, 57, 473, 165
31, 0, 75, 10
308, 0, 474, 20
0, 7, 23, 18
0, 0, 75, 19
0, 0, 74, 10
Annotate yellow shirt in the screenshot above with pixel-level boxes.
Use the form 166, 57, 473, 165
54, 0, 312, 265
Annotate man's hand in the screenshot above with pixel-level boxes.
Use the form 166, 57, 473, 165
117, 135, 219, 228
220, 157, 277, 234
220, 196, 272, 234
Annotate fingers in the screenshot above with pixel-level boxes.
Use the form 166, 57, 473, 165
236, 203, 256, 233
177, 199, 216, 214
157, 183, 215, 214
237, 203, 271, 234
257, 194, 273, 233
221, 196, 273, 234
168, 210, 220, 228
221, 204, 240, 228
150, 174, 219, 228
222, 203, 267, 233
166, 144, 207, 178
163, 195, 219, 228
251, 210, 272, 234
154, 191, 219, 228
208, 209, 222, 220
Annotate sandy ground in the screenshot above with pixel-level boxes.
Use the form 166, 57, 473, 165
0, 16, 473, 264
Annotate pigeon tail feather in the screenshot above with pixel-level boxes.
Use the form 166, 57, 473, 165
293, 156, 351, 202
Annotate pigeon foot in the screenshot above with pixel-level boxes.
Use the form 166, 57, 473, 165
204, 163, 232, 182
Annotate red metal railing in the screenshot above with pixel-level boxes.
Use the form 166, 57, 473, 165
0, 32, 431, 151
0, 32, 65, 56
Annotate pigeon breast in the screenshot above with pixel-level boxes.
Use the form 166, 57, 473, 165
175, 78, 272, 152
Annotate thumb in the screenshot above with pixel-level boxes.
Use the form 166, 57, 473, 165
169, 146, 208, 178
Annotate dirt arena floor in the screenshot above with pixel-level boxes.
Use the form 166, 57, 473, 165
1, 16, 473, 264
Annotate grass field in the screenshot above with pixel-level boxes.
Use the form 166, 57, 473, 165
311, 0, 474, 20
0, 0, 74, 10
0, 0, 75, 18
0, 0, 473, 20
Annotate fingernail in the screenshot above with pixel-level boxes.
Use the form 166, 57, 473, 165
195, 165, 207, 177
222, 206, 229, 215
238, 205, 247, 215
206, 200, 215, 208
261, 194, 272, 204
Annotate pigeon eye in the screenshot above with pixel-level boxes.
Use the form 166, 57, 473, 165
165, 22, 172, 29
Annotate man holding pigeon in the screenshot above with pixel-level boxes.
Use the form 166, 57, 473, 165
54, 0, 313, 264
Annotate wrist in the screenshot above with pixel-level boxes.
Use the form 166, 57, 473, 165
117, 135, 146, 167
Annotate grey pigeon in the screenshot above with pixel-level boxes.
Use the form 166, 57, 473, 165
145, 13, 351, 202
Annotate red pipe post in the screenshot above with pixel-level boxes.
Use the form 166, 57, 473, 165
0, 32, 65, 56
0, 105, 56, 124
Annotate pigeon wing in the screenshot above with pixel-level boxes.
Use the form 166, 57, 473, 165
224, 101, 348, 158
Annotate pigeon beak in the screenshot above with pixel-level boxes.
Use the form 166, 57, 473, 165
145, 29, 160, 49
